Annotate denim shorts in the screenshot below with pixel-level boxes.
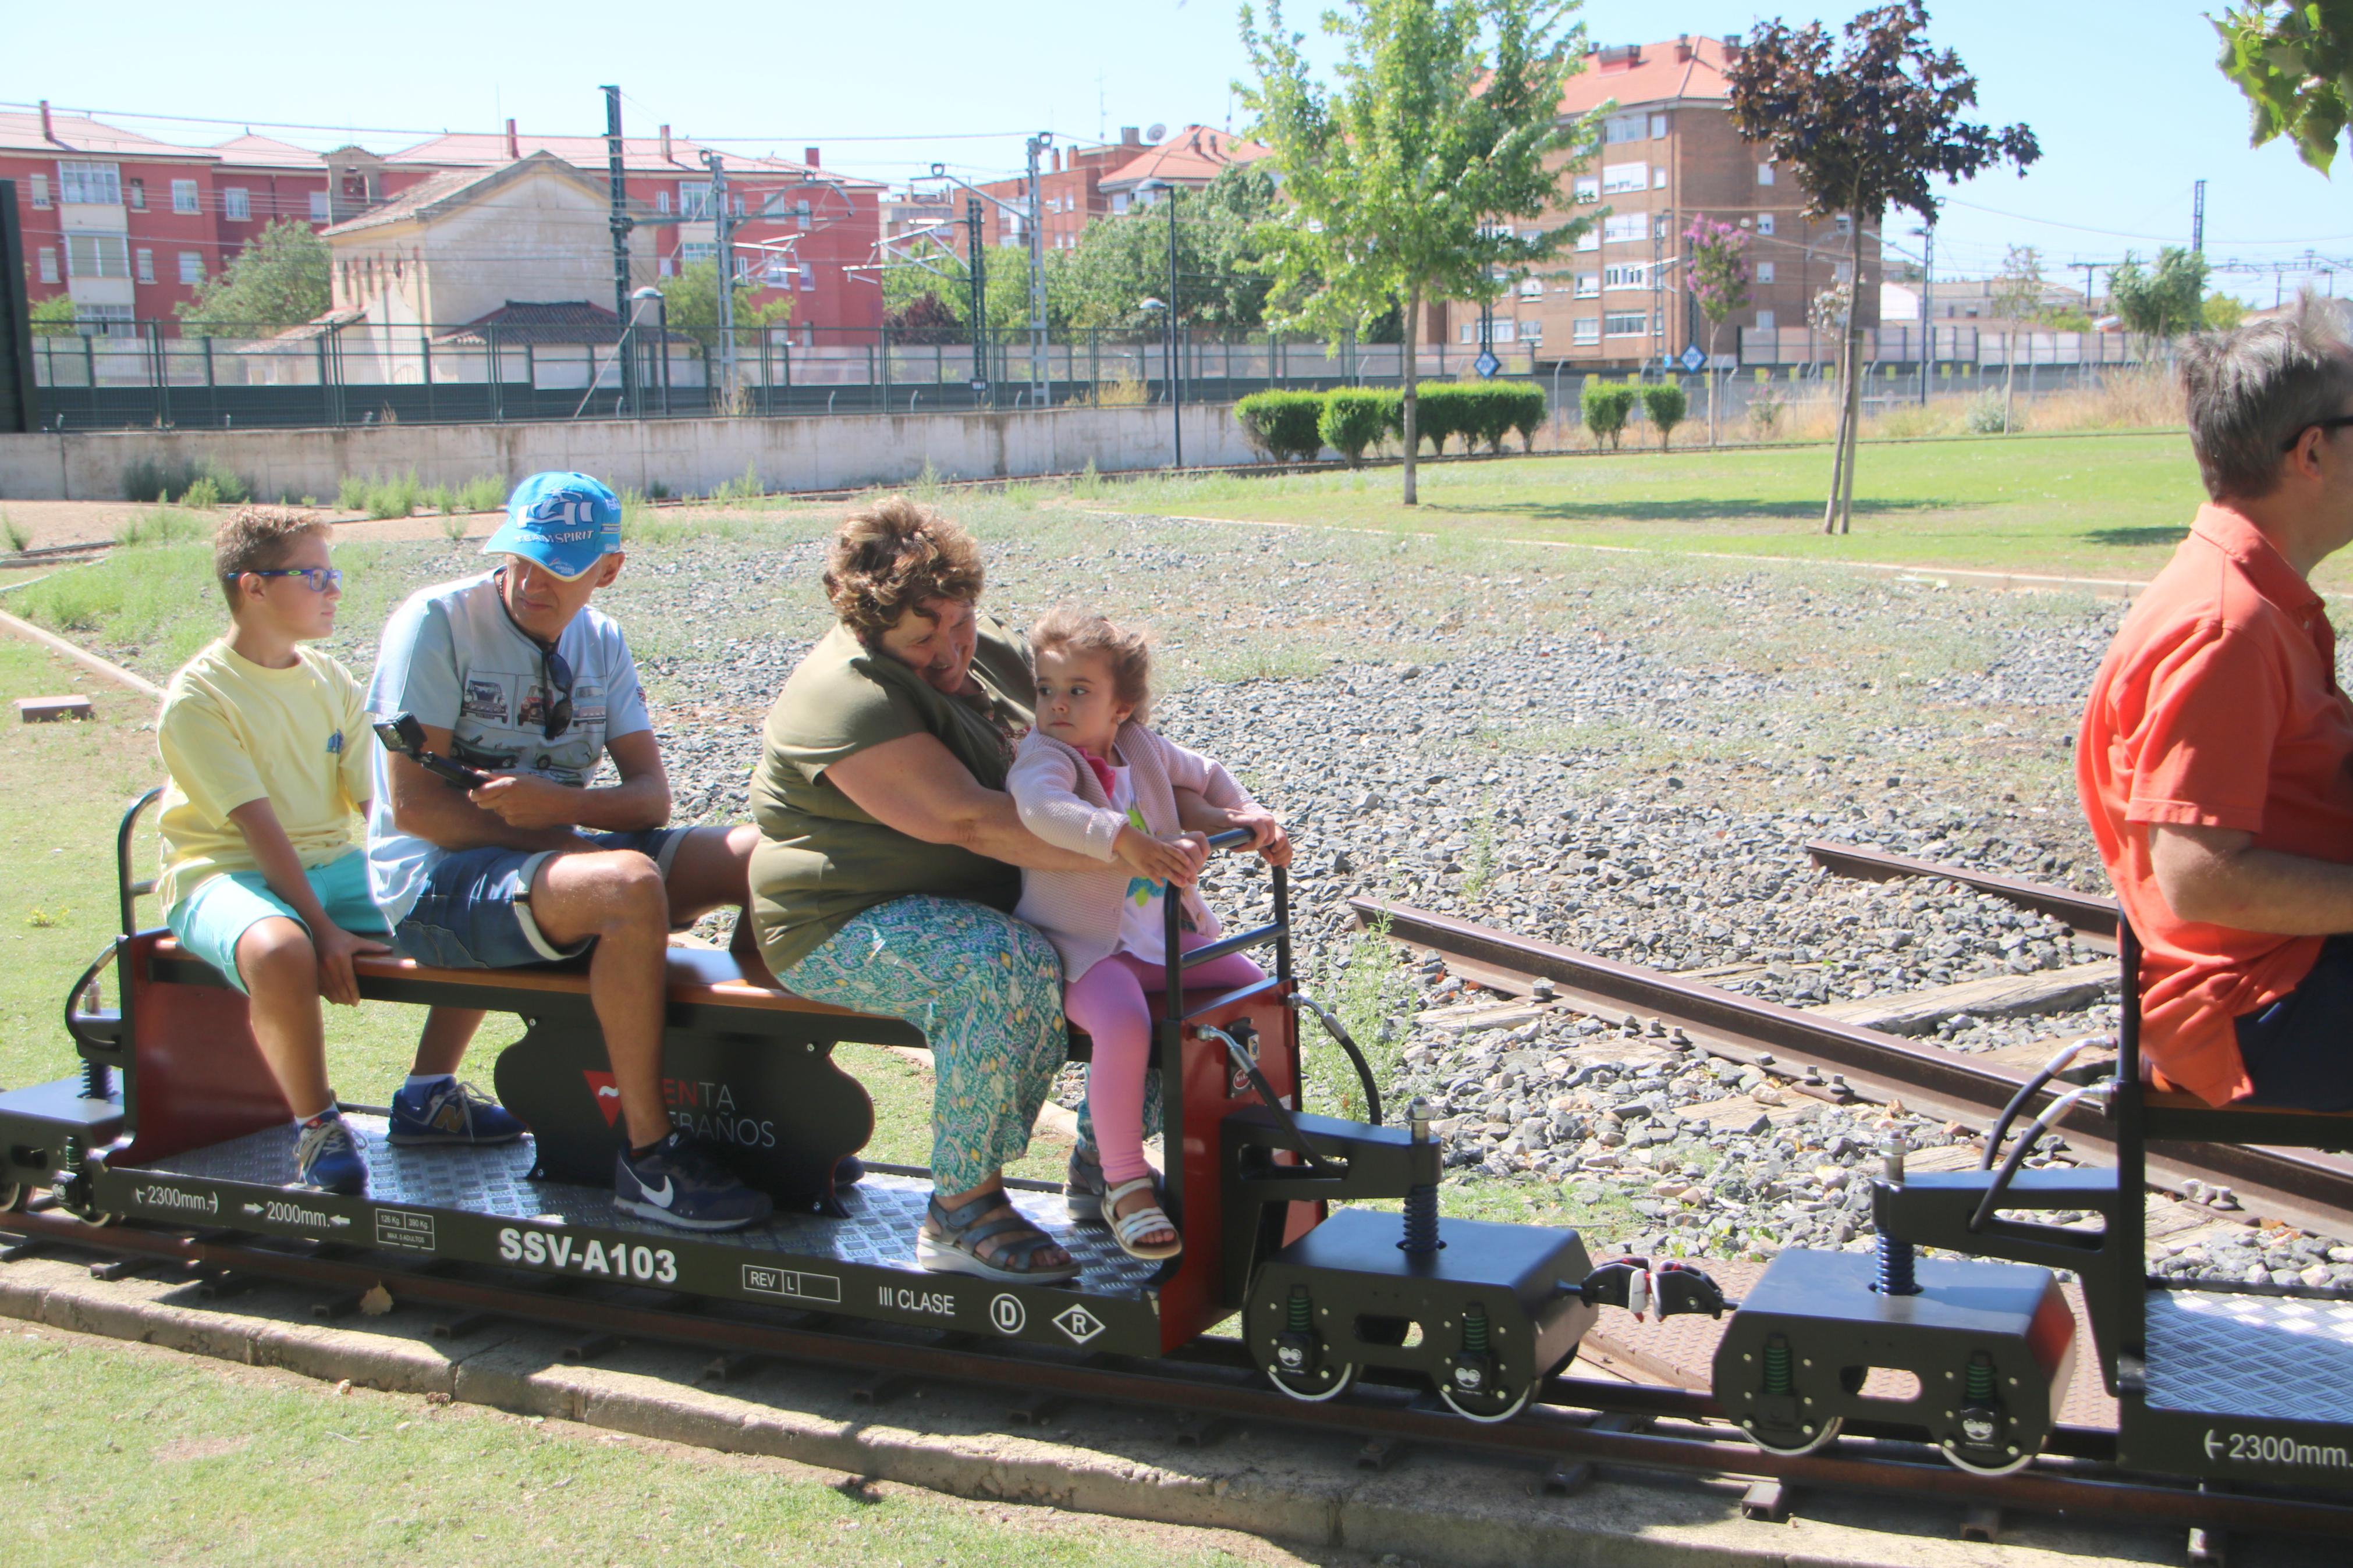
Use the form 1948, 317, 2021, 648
166, 848, 391, 995
393, 829, 687, 971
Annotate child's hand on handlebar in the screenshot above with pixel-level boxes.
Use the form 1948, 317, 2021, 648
1226, 805, 1292, 868
1114, 825, 1209, 888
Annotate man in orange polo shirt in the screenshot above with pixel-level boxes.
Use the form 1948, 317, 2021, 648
2079, 295, 2353, 1107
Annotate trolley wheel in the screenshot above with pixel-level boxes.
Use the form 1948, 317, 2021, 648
1438, 1378, 1535, 1424
1267, 1361, 1355, 1402
0, 1182, 22, 1214
1940, 1439, 2034, 1476
1743, 1415, 1843, 1456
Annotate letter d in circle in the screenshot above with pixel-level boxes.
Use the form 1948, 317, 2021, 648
990, 1293, 1027, 1335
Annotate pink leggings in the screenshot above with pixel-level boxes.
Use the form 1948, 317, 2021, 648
1065, 942, 1266, 1186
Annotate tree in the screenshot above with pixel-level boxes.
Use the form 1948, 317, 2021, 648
1728, 2, 2039, 532
28, 295, 76, 336
881, 244, 1062, 337
1683, 214, 1751, 445
175, 218, 330, 335
2203, 292, 2251, 331
1061, 166, 1283, 332
1641, 378, 1687, 449
2216, 2, 2353, 173
657, 259, 794, 355
1990, 243, 2047, 432
1241, 0, 1592, 505
2109, 247, 2210, 347
884, 290, 965, 345
1580, 376, 1634, 448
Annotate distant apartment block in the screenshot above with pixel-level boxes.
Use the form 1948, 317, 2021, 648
922, 124, 1271, 265
1439, 34, 1883, 369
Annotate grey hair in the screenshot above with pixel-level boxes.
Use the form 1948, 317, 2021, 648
2180, 293, 2353, 501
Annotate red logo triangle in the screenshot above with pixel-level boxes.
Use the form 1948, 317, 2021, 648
581, 1071, 623, 1127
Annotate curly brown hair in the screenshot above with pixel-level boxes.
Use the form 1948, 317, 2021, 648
822, 497, 985, 642
1030, 606, 1152, 724
214, 507, 330, 613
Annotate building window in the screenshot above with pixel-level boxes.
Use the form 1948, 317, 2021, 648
36, 247, 58, 284
1573, 317, 1600, 344
136, 248, 154, 283
1652, 168, 1668, 189
1755, 309, 1776, 330
178, 251, 203, 285
1493, 320, 1516, 343
308, 190, 329, 222
1601, 162, 1646, 194
656, 190, 671, 214
223, 187, 250, 221
659, 256, 675, 277
79, 304, 135, 336
1835, 214, 1852, 235
1460, 321, 1477, 344
1656, 214, 1671, 239
1602, 112, 1645, 144
1110, 193, 1130, 214
1603, 263, 1648, 290
58, 161, 122, 205
1757, 163, 1775, 186
1519, 318, 1542, 340
1574, 272, 1599, 298
795, 199, 811, 231
1649, 113, 1669, 139
798, 262, 815, 291
1834, 261, 1853, 283
1755, 261, 1775, 283
1575, 227, 1600, 253
172, 179, 200, 214
680, 241, 716, 268
1572, 176, 1599, 204
67, 234, 130, 279
28, 175, 49, 209
1756, 213, 1774, 236
1604, 311, 1647, 336
129, 177, 147, 210
1601, 214, 1646, 244
1518, 278, 1542, 300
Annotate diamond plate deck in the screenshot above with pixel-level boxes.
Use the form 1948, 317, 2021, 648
2146, 1289, 2353, 1425
136, 1118, 1163, 1297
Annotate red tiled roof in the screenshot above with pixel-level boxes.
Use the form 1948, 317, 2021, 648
1560, 36, 1737, 114
385, 131, 881, 189
1099, 126, 1270, 193
431, 300, 684, 347
0, 109, 214, 162
211, 133, 325, 170
320, 153, 617, 236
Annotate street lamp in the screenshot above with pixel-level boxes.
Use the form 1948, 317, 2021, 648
631, 286, 669, 417
1137, 179, 1181, 468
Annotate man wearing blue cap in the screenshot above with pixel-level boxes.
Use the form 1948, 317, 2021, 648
365, 471, 771, 1231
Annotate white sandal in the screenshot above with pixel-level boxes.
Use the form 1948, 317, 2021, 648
1104, 1176, 1183, 1261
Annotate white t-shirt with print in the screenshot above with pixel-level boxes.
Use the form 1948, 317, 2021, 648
1108, 765, 1173, 966
364, 571, 651, 925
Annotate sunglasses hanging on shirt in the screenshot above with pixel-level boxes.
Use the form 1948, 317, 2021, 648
492, 568, 574, 741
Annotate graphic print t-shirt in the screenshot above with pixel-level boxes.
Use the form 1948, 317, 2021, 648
364, 571, 651, 924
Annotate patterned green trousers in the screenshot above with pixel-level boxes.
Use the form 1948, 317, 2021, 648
783, 895, 1066, 1194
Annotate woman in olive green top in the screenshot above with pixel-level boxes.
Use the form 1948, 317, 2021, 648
750, 498, 1199, 1283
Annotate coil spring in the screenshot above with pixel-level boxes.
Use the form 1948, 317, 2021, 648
1462, 1302, 1490, 1357
1875, 1233, 1919, 1296
1287, 1285, 1312, 1335
1401, 1183, 1440, 1254
1965, 1352, 1996, 1404
1762, 1335, 1793, 1396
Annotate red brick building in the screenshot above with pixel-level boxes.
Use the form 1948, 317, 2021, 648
376, 129, 884, 344
1439, 34, 1882, 370
935, 124, 1272, 265
3, 102, 328, 333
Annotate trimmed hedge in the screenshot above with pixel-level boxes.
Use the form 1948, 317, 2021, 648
1234, 389, 1328, 463
1580, 378, 1637, 449
1641, 379, 1688, 448
1318, 389, 1391, 466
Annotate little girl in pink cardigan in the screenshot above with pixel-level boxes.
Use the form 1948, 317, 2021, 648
1007, 609, 1290, 1260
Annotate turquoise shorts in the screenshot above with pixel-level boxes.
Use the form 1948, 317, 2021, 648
165, 848, 392, 995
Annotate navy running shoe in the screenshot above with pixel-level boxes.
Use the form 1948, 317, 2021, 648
387, 1078, 526, 1146
614, 1132, 773, 1232
294, 1114, 368, 1195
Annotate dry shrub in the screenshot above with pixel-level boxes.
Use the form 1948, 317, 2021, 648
1093, 367, 1149, 407
2023, 365, 2183, 432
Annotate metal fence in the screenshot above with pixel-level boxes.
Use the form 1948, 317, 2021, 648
24, 317, 2154, 433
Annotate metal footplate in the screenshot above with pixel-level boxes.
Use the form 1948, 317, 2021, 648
2122, 1287, 2353, 1488
1712, 1248, 2076, 1471
87, 1117, 1166, 1354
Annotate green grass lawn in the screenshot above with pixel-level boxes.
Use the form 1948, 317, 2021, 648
1081, 429, 2251, 586
0, 1328, 1308, 1567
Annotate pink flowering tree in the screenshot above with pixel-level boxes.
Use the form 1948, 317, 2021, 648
1684, 214, 1751, 446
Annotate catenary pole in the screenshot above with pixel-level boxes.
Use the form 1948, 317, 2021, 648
967, 197, 988, 404
602, 87, 637, 415
1026, 133, 1050, 407
704, 151, 735, 409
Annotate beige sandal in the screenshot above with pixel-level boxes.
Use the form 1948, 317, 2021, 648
1105, 1176, 1182, 1261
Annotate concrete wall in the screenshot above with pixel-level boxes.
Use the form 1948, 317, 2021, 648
0, 401, 1252, 501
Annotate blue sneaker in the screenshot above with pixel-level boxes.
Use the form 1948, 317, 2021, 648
388, 1078, 526, 1146
294, 1114, 368, 1195
614, 1132, 773, 1232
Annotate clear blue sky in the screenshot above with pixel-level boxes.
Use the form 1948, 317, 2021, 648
5, 0, 2344, 302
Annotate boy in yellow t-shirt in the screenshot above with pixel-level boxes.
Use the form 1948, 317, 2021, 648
158, 510, 444, 1192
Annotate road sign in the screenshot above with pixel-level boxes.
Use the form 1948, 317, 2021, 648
969, 378, 989, 394
1679, 344, 1707, 374
1473, 350, 1501, 379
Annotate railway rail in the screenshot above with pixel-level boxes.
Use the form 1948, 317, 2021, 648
7, 1202, 2349, 1546
1353, 895, 2353, 1240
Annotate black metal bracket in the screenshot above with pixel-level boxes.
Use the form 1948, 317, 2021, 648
1572, 1258, 1733, 1319
1220, 1106, 1440, 1309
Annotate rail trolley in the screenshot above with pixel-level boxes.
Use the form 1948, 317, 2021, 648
4, 785, 2353, 1500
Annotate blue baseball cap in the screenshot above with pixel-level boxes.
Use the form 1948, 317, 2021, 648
481, 472, 623, 580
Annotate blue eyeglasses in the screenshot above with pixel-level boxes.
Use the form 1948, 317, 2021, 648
246, 567, 344, 592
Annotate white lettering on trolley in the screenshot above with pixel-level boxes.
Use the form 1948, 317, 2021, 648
134, 1185, 218, 1215
496, 1226, 676, 1283
878, 1285, 957, 1318
2205, 1428, 2353, 1470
